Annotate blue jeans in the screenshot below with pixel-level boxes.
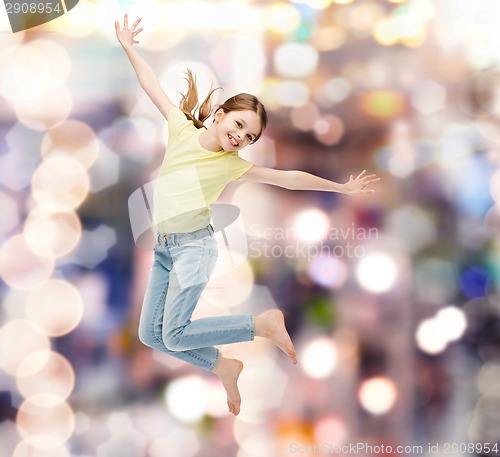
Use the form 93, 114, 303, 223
138, 224, 255, 371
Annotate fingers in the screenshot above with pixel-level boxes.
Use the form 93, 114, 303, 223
356, 169, 367, 179
124, 12, 128, 29
132, 17, 142, 30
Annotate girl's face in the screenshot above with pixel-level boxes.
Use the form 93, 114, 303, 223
214, 109, 262, 151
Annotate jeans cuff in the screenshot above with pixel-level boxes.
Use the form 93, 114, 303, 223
210, 348, 220, 371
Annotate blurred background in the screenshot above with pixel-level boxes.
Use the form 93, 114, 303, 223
1, 0, 500, 456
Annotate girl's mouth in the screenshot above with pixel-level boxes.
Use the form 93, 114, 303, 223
228, 134, 239, 147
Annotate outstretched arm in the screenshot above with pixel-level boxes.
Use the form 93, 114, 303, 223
115, 13, 175, 119
240, 165, 379, 195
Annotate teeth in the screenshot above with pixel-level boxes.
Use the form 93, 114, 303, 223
229, 134, 237, 146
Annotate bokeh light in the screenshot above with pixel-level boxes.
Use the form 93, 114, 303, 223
25, 279, 84, 337
308, 254, 347, 288
16, 351, 75, 404
0, 319, 50, 376
0, 235, 54, 290
16, 395, 75, 443
13, 436, 70, 457
415, 318, 448, 355
358, 377, 397, 415
356, 253, 397, 293
23, 206, 82, 259
264, 3, 301, 34
274, 43, 319, 78
41, 120, 99, 170
291, 208, 330, 243
314, 415, 348, 446
300, 337, 338, 379
31, 156, 90, 212
164, 376, 207, 423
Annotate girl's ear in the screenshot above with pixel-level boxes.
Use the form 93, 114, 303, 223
214, 108, 224, 122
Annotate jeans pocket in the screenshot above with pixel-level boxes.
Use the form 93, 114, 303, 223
169, 240, 205, 289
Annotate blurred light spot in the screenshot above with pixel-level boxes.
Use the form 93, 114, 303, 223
275, 80, 310, 107
16, 395, 75, 443
414, 258, 458, 305
25, 279, 84, 337
460, 267, 489, 298
347, 2, 385, 35
310, 26, 347, 51
259, 78, 282, 111
0, 235, 54, 290
477, 361, 500, 398
0, 319, 50, 376
163, 1, 261, 32
411, 79, 446, 115
358, 90, 406, 118
300, 337, 338, 379
14, 86, 73, 131
358, 377, 397, 415
331, 0, 353, 4
291, 208, 330, 243
0, 191, 19, 236
31, 156, 90, 212
415, 318, 447, 354
322, 77, 351, 105
41, 120, 99, 170
165, 376, 207, 423
0, 45, 50, 103
386, 205, 437, 253
356, 253, 397, 293
205, 378, 231, 418
490, 169, 500, 205
436, 306, 467, 342
314, 415, 348, 446
47, 1, 97, 36
133, 2, 184, 51
304, 0, 333, 8
314, 114, 345, 145
290, 103, 320, 131
67, 225, 116, 269
238, 359, 288, 413
264, 3, 301, 33
87, 141, 120, 193
204, 251, 254, 308
16, 351, 75, 404
13, 436, 70, 457
274, 43, 318, 78
24, 207, 81, 259
308, 255, 347, 289
99, 116, 155, 164
149, 427, 199, 457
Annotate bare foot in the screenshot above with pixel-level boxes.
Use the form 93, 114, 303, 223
254, 310, 297, 364
213, 356, 244, 416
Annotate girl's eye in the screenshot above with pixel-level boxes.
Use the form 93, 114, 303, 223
247, 134, 252, 141
236, 122, 242, 128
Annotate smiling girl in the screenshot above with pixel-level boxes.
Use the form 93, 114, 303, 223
115, 13, 379, 416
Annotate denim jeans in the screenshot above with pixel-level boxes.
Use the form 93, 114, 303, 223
138, 224, 255, 371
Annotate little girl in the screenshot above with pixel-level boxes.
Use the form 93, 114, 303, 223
115, 14, 379, 416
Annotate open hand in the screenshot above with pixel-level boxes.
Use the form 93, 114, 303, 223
115, 13, 143, 49
343, 170, 380, 195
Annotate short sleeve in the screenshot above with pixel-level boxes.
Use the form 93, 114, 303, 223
227, 152, 254, 181
167, 107, 193, 137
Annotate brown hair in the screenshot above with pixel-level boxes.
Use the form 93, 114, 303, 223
179, 69, 268, 143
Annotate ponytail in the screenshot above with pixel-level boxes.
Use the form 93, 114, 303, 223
178, 69, 221, 129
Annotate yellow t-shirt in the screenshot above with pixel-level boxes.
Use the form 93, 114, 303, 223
153, 107, 254, 234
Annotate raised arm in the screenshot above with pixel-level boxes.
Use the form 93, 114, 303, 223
115, 13, 175, 119
240, 165, 379, 195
